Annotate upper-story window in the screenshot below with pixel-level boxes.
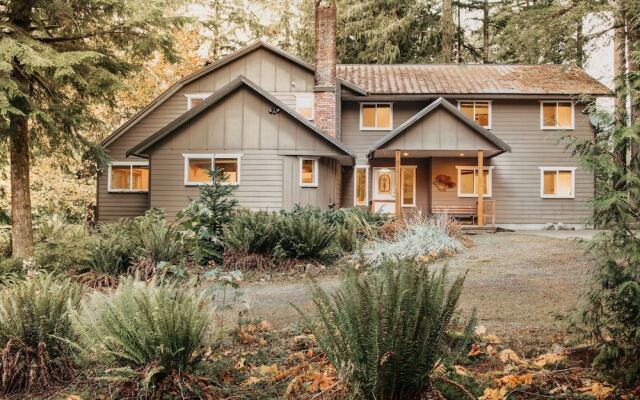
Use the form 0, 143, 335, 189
183, 153, 241, 186
295, 93, 314, 120
459, 100, 491, 129
541, 101, 574, 130
186, 93, 212, 110
360, 103, 393, 130
108, 162, 149, 192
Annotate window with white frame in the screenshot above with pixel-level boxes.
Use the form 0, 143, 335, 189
185, 93, 212, 110
458, 100, 492, 128
540, 101, 574, 129
353, 166, 369, 206
456, 166, 493, 197
108, 162, 149, 192
539, 167, 575, 198
183, 154, 241, 186
295, 93, 314, 120
360, 103, 392, 130
299, 157, 318, 187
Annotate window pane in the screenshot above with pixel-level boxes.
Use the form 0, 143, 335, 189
362, 104, 376, 128
557, 103, 572, 128
188, 158, 212, 183
190, 98, 204, 109
376, 105, 391, 129
459, 169, 475, 195
111, 166, 130, 190
543, 103, 557, 127
557, 171, 573, 196
301, 159, 315, 184
460, 102, 474, 119
378, 173, 392, 194
402, 168, 415, 205
543, 171, 556, 195
355, 168, 367, 205
475, 102, 489, 127
131, 167, 149, 190
479, 169, 490, 195
215, 158, 238, 184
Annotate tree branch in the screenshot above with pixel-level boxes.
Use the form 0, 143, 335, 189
38, 29, 126, 43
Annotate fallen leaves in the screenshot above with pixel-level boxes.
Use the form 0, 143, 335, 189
498, 349, 527, 365
578, 380, 615, 399
479, 386, 507, 400
494, 373, 534, 389
532, 352, 565, 368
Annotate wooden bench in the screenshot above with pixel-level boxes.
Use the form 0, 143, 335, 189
432, 205, 477, 224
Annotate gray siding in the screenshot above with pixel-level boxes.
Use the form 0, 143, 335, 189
98, 47, 316, 221
338, 99, 594, 225
147, 87, 345, 219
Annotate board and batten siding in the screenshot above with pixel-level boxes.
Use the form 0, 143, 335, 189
146, 87, 346, 220
98, 47, 316, 221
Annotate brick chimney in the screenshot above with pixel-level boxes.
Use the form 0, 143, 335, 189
314, 0, 337, 137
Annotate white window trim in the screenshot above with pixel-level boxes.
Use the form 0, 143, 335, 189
294, 92, 314, 120
185, 93, 213, 110
457, 100, 492, 129
353, 165, 370, 207
371, 166, 417, 206
182, 153, 242, 186
540, 100, 575, 130
359, 103, 393, 131
456, 166, 494, 198
107, 161, 149, 193
299, 157, 319, 188
539, 167, 576, 199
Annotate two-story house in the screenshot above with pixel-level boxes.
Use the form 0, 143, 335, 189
98, 1, 609, 229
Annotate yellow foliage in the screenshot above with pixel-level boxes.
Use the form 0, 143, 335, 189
454, 365, 470, 376
479, 386, 507, 400
578, 380, 615, 399
532, 352, 565, 368
498, 348, 527, 365
494, 373, 534, 389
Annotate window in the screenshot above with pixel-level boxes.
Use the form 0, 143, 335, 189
539, 167, 575, 198
354, 166, 369, 206
183, 154, 241, 186
295, 93, 314, 120
299, 157, 318, 187
185, 93, 212, 110
456, 166, 493, 197
540, 101, 574, 129
360, 103, 392, 130
108, 162, 149, 192
458, 100, 491, 128
372, 166, 416, 206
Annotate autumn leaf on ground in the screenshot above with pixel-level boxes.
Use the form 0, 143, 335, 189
221, 371, 233, 385
468, 343, 484, 357
67, 396, 82, 400
258, 320, 274, 331
479, 386, 507, 400
484, 334, 502, 344
307, 371, 336, 392
454, 365, 470, 376
532, 352, 565, 368
475, 325, 487, 335
578, 380, 615, 399
241, 376, 262, 386
235, 357, 246, 370
498, 348, 527, 365
495, 373, 534, 389
257, 363, 279, 377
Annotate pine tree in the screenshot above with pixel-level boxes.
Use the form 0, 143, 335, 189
0, 0, 187, 257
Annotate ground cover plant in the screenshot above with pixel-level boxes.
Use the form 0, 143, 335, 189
70, 277, 218, 397
0, 273, 82, 394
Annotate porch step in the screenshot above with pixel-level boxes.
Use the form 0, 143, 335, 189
461, 225, 497, 234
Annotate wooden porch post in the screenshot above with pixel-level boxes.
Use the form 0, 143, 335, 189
477, 150, 484, 226
395, 150, 402, 218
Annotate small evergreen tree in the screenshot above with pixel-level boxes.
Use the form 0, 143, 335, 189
177, 168, 238, 264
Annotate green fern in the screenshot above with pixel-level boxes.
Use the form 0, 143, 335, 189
223, 210, 281, 254
278, 213, 336, 261
300, 258, 467, 399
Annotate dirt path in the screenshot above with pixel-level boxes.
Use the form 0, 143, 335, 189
230, 232, 593, 348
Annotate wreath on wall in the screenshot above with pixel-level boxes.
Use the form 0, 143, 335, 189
433, 175, 456, 192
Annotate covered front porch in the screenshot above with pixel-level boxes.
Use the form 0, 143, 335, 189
360, 98, 511, 226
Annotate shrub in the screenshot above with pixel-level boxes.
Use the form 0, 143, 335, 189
86, 221, 138, 276
361, 215, 466, 268
278, 213, 335, 261
130, 209, 183, 265
300, 258, 467, 399
223, 210, 281, 255
178, 168, 238, 264
33, 216, 91, 271
0, 226, 10, 258
71, 278, 217, 394
0, 273, 82, 393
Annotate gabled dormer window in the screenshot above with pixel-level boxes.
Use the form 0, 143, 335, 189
360, 103, 392, 130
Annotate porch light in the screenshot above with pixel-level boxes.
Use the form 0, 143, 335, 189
379, 168, 392, 173
403, 152, 408, 156
460, 153, 465, 156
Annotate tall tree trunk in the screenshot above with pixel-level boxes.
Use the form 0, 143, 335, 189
614, 2, 627, 117
482, 0, 490, 63
456, 3, 462, 63
441, 0, 454, 62
576, 17, 583, 68
9, 114, 33, 258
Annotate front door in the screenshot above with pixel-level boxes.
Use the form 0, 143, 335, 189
372, 166, 416, 213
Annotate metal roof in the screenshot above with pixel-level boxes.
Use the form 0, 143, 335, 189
337, 64, 610, 95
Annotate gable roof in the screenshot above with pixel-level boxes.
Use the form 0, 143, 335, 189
337, 64, 610, 96
368, 97, 511, 157
126, 76, 356, 159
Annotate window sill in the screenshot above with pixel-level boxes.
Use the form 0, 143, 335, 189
360, 127, 392, 131
541, 127, 574, 131
108, 190, 149, 193
458, 194, 492, 198
541, 195, 575, 199
300, 184, 318, 188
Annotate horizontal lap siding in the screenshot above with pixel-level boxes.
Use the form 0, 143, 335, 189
283, 157, 339, 210
98, 48, 316, 221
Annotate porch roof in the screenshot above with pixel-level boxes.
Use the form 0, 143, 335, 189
368, 97, 511, 158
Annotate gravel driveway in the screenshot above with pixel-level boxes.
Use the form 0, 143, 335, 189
231, 232, 594, 347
